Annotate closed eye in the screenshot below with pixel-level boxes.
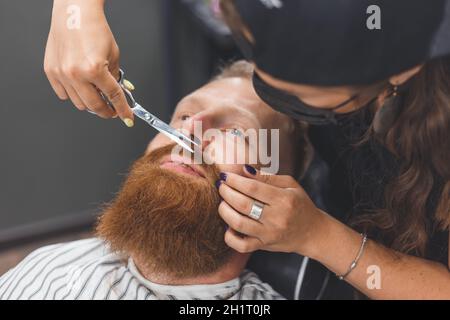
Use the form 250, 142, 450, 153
173, 112, 194, 122
180, 114, 191, 121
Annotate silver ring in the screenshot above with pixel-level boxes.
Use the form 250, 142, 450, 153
249, 200, 264, 221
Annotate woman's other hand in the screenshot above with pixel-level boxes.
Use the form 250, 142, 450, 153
217, 165, 326, 256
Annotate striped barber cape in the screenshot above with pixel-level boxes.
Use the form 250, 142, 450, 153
0, 238, 284, 300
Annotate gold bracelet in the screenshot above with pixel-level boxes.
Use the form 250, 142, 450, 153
336, 233, 368, 281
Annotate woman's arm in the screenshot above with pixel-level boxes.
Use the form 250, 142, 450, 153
310, 212, 450, 299
217, 168, 450, 299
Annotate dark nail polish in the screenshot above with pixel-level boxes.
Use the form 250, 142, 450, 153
215, 179, 222, 189
220, 172, 228, 181
244, 164, 257, 175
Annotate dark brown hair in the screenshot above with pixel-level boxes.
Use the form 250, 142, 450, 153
353, 56, 450, 256
219, 0, 449, 256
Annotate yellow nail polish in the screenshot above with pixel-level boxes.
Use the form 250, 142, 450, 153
123, 79, 135, 91
123, 118, 134, 128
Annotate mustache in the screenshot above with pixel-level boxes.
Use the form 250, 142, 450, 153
139, 143, 221, 183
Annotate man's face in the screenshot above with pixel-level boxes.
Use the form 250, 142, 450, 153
97, 77, 294, 279
147, 76, 295, 176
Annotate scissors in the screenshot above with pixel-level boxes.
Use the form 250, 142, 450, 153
95, 69, 199, 153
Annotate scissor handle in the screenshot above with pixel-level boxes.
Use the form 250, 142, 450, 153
97, 69, 135, 112
117, 69, 125, 83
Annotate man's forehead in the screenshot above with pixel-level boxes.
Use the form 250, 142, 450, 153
175, 78, 259, 111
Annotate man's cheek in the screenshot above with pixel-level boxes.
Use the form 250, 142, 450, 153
203, 135, 251, 166
216, 163, 244, 176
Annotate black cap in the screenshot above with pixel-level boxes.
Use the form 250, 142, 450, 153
232, 0, 450, 86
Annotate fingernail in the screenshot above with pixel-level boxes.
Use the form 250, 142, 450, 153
219, 172, 227, 182
244, 165, 257, 175
123, 118, 134, 128
123, 79, 135, 91
215, 179, 222, 189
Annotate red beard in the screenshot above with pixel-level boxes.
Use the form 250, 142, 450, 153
96, 144, 232, 278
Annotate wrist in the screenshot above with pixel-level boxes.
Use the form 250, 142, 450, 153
51, 0, 107, 27
54, 0, 105, 6
296, 209, 337, 259
53, 0, 105, 15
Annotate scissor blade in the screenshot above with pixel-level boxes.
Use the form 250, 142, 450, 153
132, 103, 196, 153
154, 123, 195, 153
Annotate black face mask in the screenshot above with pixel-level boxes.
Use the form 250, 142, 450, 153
252, 72, 376, 126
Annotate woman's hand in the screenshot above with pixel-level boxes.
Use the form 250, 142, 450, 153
44, 0, 134, 125
217, 166, 450, 299
217, 165, 326, 256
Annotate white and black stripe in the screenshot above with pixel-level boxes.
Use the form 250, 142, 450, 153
0, 243, 65, 299
26, 241, 104, 299
15, 239, 101, 300
0, 238, 285, 300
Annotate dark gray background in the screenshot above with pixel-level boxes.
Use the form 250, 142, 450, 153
0, 0, 225, 245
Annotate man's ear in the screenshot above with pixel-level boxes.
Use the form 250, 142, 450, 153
389, 64, 423, 86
